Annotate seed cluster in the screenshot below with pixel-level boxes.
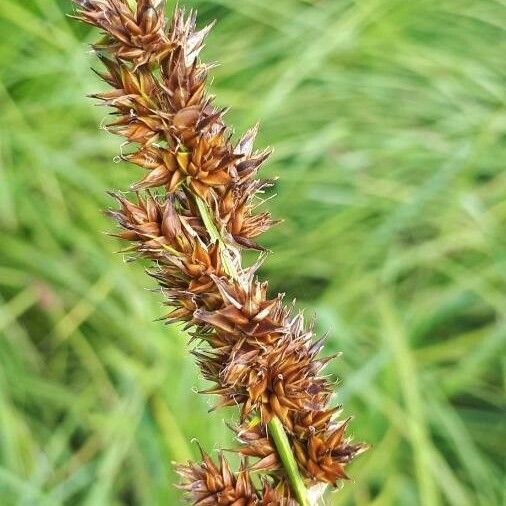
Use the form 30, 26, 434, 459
73, 1, 366, 503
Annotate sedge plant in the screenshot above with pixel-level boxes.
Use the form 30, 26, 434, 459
71, 1, 367, 504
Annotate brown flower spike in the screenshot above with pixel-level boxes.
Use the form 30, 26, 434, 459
72, 1, 367, 504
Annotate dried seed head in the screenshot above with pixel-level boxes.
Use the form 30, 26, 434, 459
176, 452, 258, 505
73, 1, 367, 501
293, 420, 369, 484
73, 0, 173, 67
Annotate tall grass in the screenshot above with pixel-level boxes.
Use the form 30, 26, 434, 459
0, 0, 504, 504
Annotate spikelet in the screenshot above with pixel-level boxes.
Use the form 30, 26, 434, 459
176, 449, 297, 505
72, 1, 367, 503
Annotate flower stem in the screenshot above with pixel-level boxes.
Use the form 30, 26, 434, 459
193, 192, 310, 506
193, 192, 238, 279
268, 416, 310, 506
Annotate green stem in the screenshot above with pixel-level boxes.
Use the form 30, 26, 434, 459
194, 193, 238, 279
192, 192, 310, 506
268, 416, 310, 506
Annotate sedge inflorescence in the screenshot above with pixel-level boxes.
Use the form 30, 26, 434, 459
72, 1, 367, 504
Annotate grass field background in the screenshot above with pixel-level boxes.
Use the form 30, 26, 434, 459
0, 0, 504, 504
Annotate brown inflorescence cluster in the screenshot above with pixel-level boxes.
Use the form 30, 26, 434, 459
72, 1, 367, 504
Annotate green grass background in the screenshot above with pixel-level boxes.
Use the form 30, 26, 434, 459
0, 0, 504, 504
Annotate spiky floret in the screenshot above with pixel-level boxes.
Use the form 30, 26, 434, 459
73, 1, 165, 63
177, 452, 258, 505
72, 0, 367, 502
176, 448, 298, 505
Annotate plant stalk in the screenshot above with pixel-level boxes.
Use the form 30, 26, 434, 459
193, 192, 238, 279
193, 192, 310, 506
268, 416, 310, 506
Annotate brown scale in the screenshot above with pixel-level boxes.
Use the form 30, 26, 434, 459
108, 192, 224, 322
73, 0, 174, 68
177, 450, 297, 505
91, 58, 166, 147
176, 452, 259, 505
292, 419, 368, 484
